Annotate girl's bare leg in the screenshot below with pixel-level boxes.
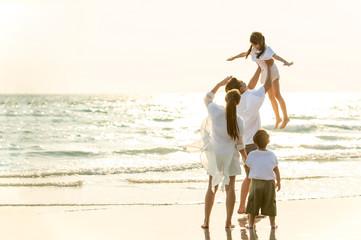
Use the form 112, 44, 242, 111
225, 176, 236, 228
268, 85, 282, 129
201, 176, 218, 228
273, 79, 290, 129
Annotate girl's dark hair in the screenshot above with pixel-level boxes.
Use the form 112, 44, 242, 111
225, 89, 241, 140
245, 32, 266, 59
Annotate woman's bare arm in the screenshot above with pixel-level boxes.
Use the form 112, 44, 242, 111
239, 149, 247, 163
210, 76, 233, 94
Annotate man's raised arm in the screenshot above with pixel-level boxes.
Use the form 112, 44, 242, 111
247, 65, 261, 90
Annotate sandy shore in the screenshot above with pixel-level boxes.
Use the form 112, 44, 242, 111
0, 197, 360, 240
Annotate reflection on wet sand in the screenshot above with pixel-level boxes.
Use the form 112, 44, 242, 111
202, 215, 277, 240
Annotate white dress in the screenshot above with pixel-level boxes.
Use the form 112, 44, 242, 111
188, 92, 245, 192
251, 45, 280, 84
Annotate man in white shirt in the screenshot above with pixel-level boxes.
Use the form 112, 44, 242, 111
225, 59, 274, 214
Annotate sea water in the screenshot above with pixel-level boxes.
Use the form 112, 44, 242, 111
0, 92, 360, 206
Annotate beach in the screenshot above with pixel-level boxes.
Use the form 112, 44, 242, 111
1, 0, 361, 239
0, 197, 360, 240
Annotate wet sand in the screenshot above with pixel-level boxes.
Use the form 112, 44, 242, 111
0, 197, 360, 240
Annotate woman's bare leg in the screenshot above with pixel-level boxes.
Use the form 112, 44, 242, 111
201, 176, 218, 228
225, 176, 236, 228
238, 176, 251, 214
268, 85, 282, 129
273, 79, 290, 129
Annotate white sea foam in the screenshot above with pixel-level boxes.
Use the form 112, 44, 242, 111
0, 180, 83, 187
0, 163, 202, 178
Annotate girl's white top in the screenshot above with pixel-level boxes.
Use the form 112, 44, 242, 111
188, 92, 245, 191
251, 45, 280, 84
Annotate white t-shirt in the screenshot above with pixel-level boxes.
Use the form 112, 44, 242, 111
237, 86, 265, 145
251, 45, 280, 84
245, 150, 278, 180
251, 45, 275, 62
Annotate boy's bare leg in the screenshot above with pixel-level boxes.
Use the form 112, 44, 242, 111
225, 176, 236, 228
268, 86, 282, 129
269, 216, 277, 228
247, 214, 256, 229
273, 79, 290, 129
238, 176, 251, 214
201, 176, 218, 228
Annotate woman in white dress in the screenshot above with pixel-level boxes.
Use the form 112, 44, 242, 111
200, 76, 247, 229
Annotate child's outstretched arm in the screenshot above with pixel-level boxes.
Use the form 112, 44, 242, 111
226, 52, 247, 61
273, 54, 293, 66
273, 166, 281, 192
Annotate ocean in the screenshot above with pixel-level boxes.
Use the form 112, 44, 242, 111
0, 92, 360, 207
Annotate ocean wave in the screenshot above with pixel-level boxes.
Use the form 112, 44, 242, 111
324, 124, 361, 131
127, 178, 207, 183
300, 144, 350, 150
289, 115, 316, 120
263, 124, 361, 133
126, 175, 342, 184
26, 150, 100, 157
114, 147, 184, 155
0, 163, 202, 178
74, 109, 92, 113
264, 124, 318, 133
270, 144, 294, 149
280, 152, 361, 161
153, 118, 174, 122
0, 180, 83, 187
316, 135, 345, 141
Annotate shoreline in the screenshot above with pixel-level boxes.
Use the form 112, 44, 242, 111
0, 193, 360, 207
0, 196, 360, 240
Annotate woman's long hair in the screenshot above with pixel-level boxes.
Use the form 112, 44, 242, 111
225, 89, 241, 140
245, 32, 266, 59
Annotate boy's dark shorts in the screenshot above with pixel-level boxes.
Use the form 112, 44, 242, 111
246, 179, 277, 216
244, 144, 258, 177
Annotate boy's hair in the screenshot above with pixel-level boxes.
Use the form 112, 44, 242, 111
253, 129, 269, 148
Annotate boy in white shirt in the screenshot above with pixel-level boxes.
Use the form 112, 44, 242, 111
244, 129, 281, 229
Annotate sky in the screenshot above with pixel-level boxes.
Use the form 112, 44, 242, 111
0, 0, 361, 94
